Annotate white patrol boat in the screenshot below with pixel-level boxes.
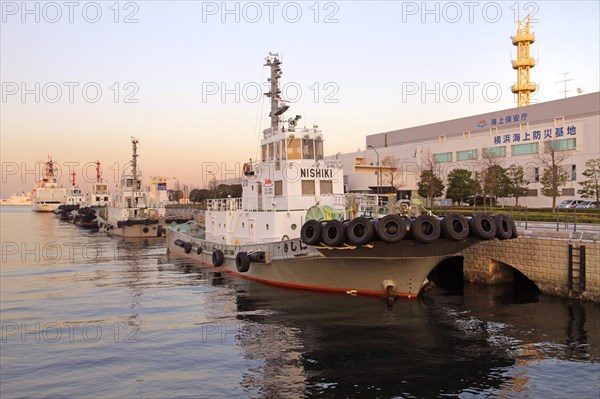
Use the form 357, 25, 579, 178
96, 138, 168, 238
31, 157, 67, 212
167, 53, 518, 300
89, 161, 111, 207
65, 171, 85, 207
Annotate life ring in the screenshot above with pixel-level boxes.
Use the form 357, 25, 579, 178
375, 214, 407, 243
346, 217, 374, 246
321, 220, 346, 247
494, 214, 513, 240
300, 220, 322, 246
411, 215, 441, 244
236, 252, 250, 273
441, 213, 469, 241
469, 213, 496, 240
212, 249, 224, 267
184, 242, 193, 254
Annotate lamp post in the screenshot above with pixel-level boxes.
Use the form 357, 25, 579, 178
367, 145, 380, 195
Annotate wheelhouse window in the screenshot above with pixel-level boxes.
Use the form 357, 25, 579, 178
287, 139, 301, 160
275, 141, 281, 161
302, 139, 315, 160
315, 140, 324, 160
262, 145, 268, 161
320, 180, 333, 194
301, 180, 315, 195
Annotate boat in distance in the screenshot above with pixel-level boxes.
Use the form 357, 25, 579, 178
167, 53, 518, 299
96, 138, 169, 238
31, 157, 67, 212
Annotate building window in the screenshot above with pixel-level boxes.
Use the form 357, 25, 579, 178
567, 165, 577, 181
562, 188, 575, 196
483, 146, 506, 158
526, 189, 538, 197
544, 138, 576, 152
554, 116, 565, 127
512, 142, 539, 156
320, 180, 333, 194
520, 122, 529, 132
301, 180, 315, 195
490, 127, 497, 136
274, 180, 283, 196
463, 132, 470, 140
526, 166, 540, 182
456, 149, 478, 161
434, 152, 452, 163
439, 135, 446, 143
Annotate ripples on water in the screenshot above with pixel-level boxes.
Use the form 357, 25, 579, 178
1, 207, 599, 398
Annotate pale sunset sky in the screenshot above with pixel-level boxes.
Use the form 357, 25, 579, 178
1, 1, 599, 196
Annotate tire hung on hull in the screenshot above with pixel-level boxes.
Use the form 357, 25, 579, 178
345, 217, 374, 245
469, 213, 496, 240
494, 214, 513, 240
375, 214, 407, 243
411, 215, 441, 243
236, 252, 250, 273
321, 220, 346, 247
301, 220, 322, 246
212, 250, 224, 267
441, 213, 469, 241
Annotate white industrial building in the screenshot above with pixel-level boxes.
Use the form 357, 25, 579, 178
330, 92, 599, 207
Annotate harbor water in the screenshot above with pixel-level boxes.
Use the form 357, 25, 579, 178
1, 206, 599, 398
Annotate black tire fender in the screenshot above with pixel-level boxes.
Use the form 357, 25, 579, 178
236, 252, 250, 273
441, 213, 469, 241
301, 220, 322, 246
375, 214, 407, 244
469, 213, 497, 240
411, 215, 441, 243
321, 220, 346, 247
345, 217, 374, 246
212, 250, 224, 267
494, 214, 513, 240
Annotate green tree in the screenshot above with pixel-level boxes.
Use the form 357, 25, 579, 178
538, 140, 569, 211
506, 164, 529, 206
445, 168, 479, 205
418, 170, 445, 207
168, 189, 183, 203
481, 164, 509, 205
541, 165, 568, 205
189, 188, 210, 203
578, 158, 600, 203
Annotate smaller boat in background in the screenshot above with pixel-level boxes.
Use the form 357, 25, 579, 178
97, 137, 169, 238
74, 161, 111, 229
31, 157, 67, 213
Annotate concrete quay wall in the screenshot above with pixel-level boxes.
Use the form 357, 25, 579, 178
460, 232, 600, 302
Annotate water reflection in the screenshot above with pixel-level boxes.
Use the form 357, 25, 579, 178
188, 265, 599, 398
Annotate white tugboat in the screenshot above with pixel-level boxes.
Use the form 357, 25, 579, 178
31, 157, 67, 212
89, 161, 111, 207
97, 138, 168, 238
65, 171, 85, 207
167, 53, 518, 299
73, 161, 111, 229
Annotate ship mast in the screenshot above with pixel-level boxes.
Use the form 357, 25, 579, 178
264, 53, 289, 134
70, 171, 76, 187
45, 156, 55, 181
131, 137, 139, 181
96, 161, 102, 183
